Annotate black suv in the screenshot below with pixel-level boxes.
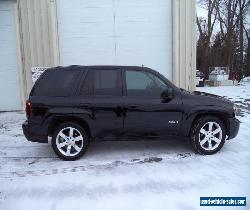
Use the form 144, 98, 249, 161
22, 66, 240, 160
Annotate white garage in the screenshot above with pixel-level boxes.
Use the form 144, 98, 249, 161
1, 0, 195, 111
56, 0, 172, 79
0, 0, 21, 111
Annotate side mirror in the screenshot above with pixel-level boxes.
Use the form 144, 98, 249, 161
161, 88, 174, 101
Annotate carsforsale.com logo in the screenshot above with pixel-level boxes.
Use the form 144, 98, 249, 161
200, 197, 246, 206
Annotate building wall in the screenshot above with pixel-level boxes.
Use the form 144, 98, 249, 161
0, 0, 22, 111
14, 0, 196, 109
14, 0, 59, 106
172, 0, 196, 91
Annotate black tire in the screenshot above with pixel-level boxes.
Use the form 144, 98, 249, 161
52, 122, 89, 161
190, 116, 226, 155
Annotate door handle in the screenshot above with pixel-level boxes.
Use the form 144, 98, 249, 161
79, 103, 91, 109
127, 104, 138, 109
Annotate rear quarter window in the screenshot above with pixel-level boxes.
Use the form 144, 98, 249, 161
31, 69, 80, 96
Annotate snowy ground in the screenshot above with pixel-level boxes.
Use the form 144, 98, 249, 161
0, 85, 249, 210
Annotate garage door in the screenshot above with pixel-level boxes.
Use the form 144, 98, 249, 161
0, 0, 21, 111
57, 0, 172, 79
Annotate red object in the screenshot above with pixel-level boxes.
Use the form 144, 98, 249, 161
229, 71, 240, 81
26, 101, 32, 118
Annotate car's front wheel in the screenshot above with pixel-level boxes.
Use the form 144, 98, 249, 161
190, 116, 226, 155
52, 122, 89, 160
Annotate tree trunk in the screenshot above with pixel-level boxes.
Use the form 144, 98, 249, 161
239, 0, 244, 79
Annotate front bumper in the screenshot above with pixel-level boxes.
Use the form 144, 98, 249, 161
22, 120, 48, 143
227, 117, 240, 140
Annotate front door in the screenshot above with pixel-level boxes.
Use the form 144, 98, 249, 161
122, 69, 183, 138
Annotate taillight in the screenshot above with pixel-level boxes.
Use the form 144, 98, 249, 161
26, 101, 32, 118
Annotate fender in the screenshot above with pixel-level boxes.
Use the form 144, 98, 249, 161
181, 105, 232, 137
42, 107, 93, 136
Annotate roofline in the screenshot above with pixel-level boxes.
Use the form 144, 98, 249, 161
54, 65, 152, 70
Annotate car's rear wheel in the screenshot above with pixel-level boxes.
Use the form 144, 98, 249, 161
52, 122, 89, 160
190, 116, 226, 155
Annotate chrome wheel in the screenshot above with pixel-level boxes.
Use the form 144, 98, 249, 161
56, 127, 84, 157
199, 122, 223, 151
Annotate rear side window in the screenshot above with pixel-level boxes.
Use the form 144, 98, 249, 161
32, 70, 80, 96
80, 69, 122, 96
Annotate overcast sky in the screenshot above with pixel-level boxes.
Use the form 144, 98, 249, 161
196, 3, 250, 31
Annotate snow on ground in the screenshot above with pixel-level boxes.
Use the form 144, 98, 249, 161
0, 85, 250, 210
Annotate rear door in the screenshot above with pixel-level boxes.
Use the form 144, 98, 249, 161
77, 68, 124, 138
122, 68, 183, 138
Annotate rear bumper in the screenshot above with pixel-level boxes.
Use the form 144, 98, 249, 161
22, 120, 48, 143
227, 117, 240, 140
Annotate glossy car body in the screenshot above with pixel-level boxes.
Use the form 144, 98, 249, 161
22, 65, 239, 145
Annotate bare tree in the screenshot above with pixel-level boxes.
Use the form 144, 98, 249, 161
215, 0, 249, 76
245, 31, 250, 76
197, 0, 250, 80
197, 0, 218, 78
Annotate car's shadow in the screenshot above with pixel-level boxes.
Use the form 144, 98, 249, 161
84, 138, 193, 161
23, 138, 193, 161
0, 138, 194, 178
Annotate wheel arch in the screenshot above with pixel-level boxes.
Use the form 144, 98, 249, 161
47, 116, 92, 138
184, 111, 230, 137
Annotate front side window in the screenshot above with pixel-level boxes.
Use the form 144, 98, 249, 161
80, 69, 122, 96
125, 70, 168, 97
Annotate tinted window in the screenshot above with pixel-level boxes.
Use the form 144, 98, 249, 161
80, 69, 121, 96
80, 71, 94, 96
32, 70, 80, 96
125, 70, 168, 97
